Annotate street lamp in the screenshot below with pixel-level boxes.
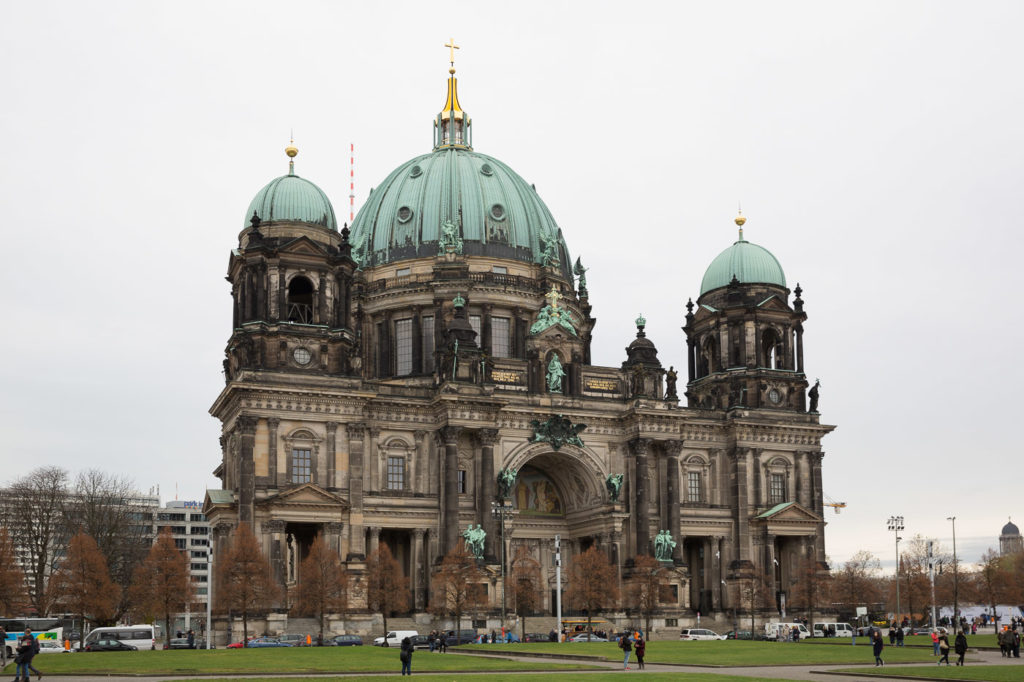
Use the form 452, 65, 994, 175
887, 515, 904, 627
947, 516, 958, 632
491, 500, 515, 640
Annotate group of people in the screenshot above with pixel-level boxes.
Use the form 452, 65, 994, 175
617, 630, 646, 671
4, 628, 42, 682
424, 631, 447, 653
872, 628, 968, 667
998, 626, 1021, 658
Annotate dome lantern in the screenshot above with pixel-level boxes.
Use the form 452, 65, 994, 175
699, 213, 786, 296
434, 39, 472, 151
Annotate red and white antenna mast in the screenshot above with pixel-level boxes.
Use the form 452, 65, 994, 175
349, 143, 355, 223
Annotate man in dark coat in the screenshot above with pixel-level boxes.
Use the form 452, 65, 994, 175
954, 630, 968, 666
872, 630, 884, 666
399, 636, 414, 676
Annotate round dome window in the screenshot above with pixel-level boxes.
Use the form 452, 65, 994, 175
480, 163, 494, 177
490, 204, 506, 221
397, 206, 413, 223
409, 165, 422, 178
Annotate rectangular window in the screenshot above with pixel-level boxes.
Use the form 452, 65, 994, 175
387, 456, 405, 490
190, 513, 205, 522
687, 471, 702, 502
492, 266, 507, 274
191, 539, 208, 546
469, 315, 481, 341
395, 318, 413, 376
422, 316, 435, 372
191, 562, 207, 571
291, 449, 312, 483
169, 526, 187, 535
190, 526, 208, 535
770, 473, 786, 504
396, 267, 411, 277
491, 317, 510, 358
174, 539, 186, 550
191, 550, 207, 559
458, 469, 466, 494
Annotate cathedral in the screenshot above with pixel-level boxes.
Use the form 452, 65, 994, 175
204, 51, 834, 634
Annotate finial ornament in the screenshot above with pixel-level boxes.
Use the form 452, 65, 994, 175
286, 137, 298, 175
735, 207, 746, 240
635, 313, 646, 328
445, 37, 460, 68
544, 285, 563, 309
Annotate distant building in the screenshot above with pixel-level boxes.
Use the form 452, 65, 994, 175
999, 519, 1023, 556
153, 500, 211, 623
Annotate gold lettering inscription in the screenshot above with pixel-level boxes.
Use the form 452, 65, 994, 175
492, 370, 523, 384
585, 378, 619, 392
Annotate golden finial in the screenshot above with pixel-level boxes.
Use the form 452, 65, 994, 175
735, 204, 746, 240
285, 136, 298, 175
445, 37, 460, 69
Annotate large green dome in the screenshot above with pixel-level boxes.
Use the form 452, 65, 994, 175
349, 147, 571, 277
700, 238, 786, 295
245, 173, 338, 231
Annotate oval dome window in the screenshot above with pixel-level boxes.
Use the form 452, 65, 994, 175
480, 163, 494, 176
397, 206, 413, 223
409, 165, 423, 178
490, 204, 506, 221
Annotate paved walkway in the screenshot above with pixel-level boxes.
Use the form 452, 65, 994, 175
17, 648, 1024, 682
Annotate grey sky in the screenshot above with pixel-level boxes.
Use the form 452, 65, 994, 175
1, 1, 1020, 571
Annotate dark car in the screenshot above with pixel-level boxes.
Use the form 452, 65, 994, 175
246, 637, 291, 648
444, 629, 478, 646
331, 634, 363, 646
723, 630, 754, 640
523, 632, 550, 643
278, 634, 307, 647
166, 638, 193, 649
409, 635, 432, 650
85, 639, 137, 652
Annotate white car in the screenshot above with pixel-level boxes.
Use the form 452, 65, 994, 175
37, 640, 69, 653
679, 628, 725, 640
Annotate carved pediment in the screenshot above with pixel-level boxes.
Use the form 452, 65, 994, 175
755, 501, 821, 524
756, 295, 791, 312
279, 236, 328, 257
262, 483, 347, 509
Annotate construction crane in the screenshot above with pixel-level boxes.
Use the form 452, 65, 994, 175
824, 494, 847, 514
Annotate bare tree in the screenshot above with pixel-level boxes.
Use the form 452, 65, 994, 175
48, 532, 120, 645
129, 529, 194, 647
508, 544, 542, 637
295, 534, 348, 642
890, 535, 932, 626
0, 527, 28, 614
738, 573, 772, 635
832, 550, 882, 610
566, 546, 619, 639
430, 540, 484, 637
366, 543, 410, 638
628, 554, 668, 638
971, 549, 1020, 629
789, 553, 831, 631
216, 523, 279, 643
69, 470, 150, 619
0, 466, 71, 614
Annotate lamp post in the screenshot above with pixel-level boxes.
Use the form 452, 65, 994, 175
947, 516, 958, 632
206, 538, 214, 650
491, 499, 514, 640
887, 515, 904, 627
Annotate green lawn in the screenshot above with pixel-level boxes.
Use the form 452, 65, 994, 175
186, 675, 802, 682
472, 640, 936, 666
833, 665, 1024, 681
0, 647, 594, 675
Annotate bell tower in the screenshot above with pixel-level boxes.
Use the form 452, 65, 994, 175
683, 214, 809, 411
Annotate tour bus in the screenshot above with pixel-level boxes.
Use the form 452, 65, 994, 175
81, 625, 157, 651
1, 619, 64, 658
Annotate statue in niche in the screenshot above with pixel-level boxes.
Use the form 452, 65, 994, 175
461, 524, 486, 559
654, 530, 676, 562
808, 379, 821, 413
665, 366, 678, 400
546, 354, 566, 393
496, 466, 518, 500
438, 219, 464, 256
605, 473, 624, 502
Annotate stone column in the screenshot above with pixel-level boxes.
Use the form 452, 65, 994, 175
441, 426, 463, 552
412, 529, 426, 609
237, 416, 257, 526
811, 452, 826, 563
711, 536, 723, 610
413, 431, 427, 494
267, 418, 280, 487
368, 526, 381, 556
326, 522, 345, 556
368, 428, 381, 493
731, 448, 752, 563
477, 429, 499, 561
630, 438, 651, 556
264, 519, 287, 601
276, 265, 287, 321
347, 423, 366, 560
664, 440, 683, 562
325, 423, 337, 489
766, 536, 778, 612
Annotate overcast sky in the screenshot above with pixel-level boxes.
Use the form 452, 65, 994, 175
2, 1, 1021, 572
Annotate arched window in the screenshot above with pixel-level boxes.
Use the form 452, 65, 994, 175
287, 276, 315, 324
762, 328, 783, 369
700, 337, 719, 377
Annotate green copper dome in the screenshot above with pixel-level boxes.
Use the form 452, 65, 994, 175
245, 173, 338, 231
349, 148, 571, 277
700, 238, 786, 295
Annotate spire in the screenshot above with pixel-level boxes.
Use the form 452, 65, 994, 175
285, 137, 298, 176
434, 38, 472, 150
735, 207, 746, 242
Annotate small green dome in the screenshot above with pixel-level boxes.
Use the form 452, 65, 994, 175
700, 239, 786, 295
245, 174, 338, 231
349, 148, 571, 277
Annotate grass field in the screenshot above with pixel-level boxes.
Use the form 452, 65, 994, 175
0, 646, 595, 676
188, 675, 801, 682
472, 640, 936, 666
833, 665, 1024, 681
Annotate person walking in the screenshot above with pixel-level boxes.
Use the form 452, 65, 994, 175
619, 632, 632, 670
895, 625, 904, 647
937, 633, 950, 665
931, 629, 939, 656
872, 630, 884, 666
634, 635, 646, 670
1011, 627, 1021, 658
14, 629, 39, 682
399, 636, 414, 676
954, 629, 968, 666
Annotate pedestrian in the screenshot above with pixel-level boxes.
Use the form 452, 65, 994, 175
1012, 627, 1021, 658
0, 624, 7, 670
896, 625, 904, 647
15, 629, 40, 682
399, 636, 413, 676
954, 629, 967, 666
187, 630, 195, 649
998, 627, 1008, 657
872, 630, 884, 666
619, 632, 632, 670
930, 629, 939, 656
888, 625, 896, 645
937, 633, 950, 665
634, 635, 645, 670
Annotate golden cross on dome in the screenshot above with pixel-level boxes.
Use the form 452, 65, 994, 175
544, 285, 562, 309
445, 38, 460, 66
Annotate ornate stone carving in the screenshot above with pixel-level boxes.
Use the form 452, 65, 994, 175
439, 425, 463, 444
529, 414, 586, 450
476, 428, 500, 446
264, 519, 286, 533
629, 438, 650, 457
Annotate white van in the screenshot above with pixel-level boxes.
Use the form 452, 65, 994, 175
812, 622, 854, 638
764, 622, 811, 640
372, 630, 418, 647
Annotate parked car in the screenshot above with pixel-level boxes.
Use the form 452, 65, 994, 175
408, 635, 432, 650
331, 634, 364, 646
166, 638, 194, 649
278, 634, 307, 647
722, 630, 754, 640
679, 628, 725, 641
36, 640, 69, 653
568, 633, 608, 642
84, 639, 138, 652
373, 630, 419, 647
443, 630, 477, 647
523, 632, 551, 643
246, 637, 291, 648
